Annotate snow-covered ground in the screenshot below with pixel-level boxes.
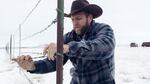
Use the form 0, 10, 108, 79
0, 46, 150, 84
115, 46, 150, 84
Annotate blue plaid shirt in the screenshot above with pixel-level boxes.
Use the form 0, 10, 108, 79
29, 20, 116, 84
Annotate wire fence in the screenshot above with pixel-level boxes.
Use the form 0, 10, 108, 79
4, 0, 58, 83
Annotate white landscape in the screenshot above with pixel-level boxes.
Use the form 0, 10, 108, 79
1, 0, 150, 84
0, 46, 150, 84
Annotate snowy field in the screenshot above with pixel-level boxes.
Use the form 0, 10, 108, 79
115, 46, 150, 84
0, 46, 150, 84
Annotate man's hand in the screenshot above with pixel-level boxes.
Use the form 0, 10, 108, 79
15, 55, 36, 71
43, 43, 57, 60
43, 43, 69, 60
63, 44, 70, 53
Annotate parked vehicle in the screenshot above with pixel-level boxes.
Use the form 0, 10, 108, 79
130, 42, 138, 47
141, 42, 150, 47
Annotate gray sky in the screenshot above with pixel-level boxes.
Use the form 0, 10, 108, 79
0, 0, 150, 47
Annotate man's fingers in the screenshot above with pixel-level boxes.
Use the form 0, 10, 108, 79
43, 43, 57, 61
25, 55, 32, 61
15, 55, 35, 70
47, 49, 52, 60
20, 55, 25, 60
16, 55, 32, 63
48, 56, 55, 61
43, 50, 48, 56
16, 56, 24, 63
47, 49, 55, 61
43, 45, 49, 55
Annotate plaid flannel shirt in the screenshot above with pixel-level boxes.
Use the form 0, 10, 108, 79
29, 20, 116, 84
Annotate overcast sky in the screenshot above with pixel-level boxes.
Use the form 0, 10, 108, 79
0, 0, 150, 47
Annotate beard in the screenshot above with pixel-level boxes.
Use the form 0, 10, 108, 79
75, 20, 90, 36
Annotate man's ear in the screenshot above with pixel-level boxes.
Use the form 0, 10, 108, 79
88, 14, 93, 22
89, 14, 93, 19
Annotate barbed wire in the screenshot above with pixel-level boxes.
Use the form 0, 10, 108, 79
21, 0, 42, 25
5, 1, 58, 83
13, 0, 42, 35
21, 18, 57, 41
5, 0, 46, 83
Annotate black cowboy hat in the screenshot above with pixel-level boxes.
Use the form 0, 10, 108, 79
65, 0, 103, 19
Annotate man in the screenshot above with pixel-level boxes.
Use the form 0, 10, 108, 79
16, 0, 116, 84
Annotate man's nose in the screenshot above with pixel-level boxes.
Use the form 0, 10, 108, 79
73, 21, 78, 26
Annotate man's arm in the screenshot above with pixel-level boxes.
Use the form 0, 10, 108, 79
28, 55, 68, 74
66, 24, 115, 60
16, 55, 68, 74
28, 58, 56, 74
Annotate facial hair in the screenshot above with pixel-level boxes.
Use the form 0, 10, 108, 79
76, 19, 90, 36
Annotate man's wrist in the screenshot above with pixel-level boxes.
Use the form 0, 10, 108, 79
27, 64, 36, 73
63, 44, 70, 53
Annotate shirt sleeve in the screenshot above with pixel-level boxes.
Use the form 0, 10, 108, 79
67, 24, 115, 60
28, 55, 68, 74
28, 58, 56, 74
27, 34, 70, 74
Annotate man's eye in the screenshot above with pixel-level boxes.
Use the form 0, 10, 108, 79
71, 19, 74, 21
77, 18, 81, 20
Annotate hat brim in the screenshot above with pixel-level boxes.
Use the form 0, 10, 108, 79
65, 4, 103, 19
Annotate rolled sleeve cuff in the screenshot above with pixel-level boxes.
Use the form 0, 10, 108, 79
67, 41, 80, 57
67, 40, 90, 57
27, 61, 41, 73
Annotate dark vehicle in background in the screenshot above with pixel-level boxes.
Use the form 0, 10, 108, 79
130, 42, 138, 47
141, 42, 150, 47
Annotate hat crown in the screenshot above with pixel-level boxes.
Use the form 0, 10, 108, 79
65, 0, 103, 19
71, 0, 89, 13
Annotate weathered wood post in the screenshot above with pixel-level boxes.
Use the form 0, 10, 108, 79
57, 0, 64, 84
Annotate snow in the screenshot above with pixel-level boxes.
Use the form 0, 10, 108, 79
115, 46, 150, 84
0, 46, 150, 84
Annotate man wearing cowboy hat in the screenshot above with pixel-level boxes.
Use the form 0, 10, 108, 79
16, 0, 115, 84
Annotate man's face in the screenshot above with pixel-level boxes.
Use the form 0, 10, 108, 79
71, 12, 92, 35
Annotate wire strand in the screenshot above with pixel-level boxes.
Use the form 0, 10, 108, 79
21, 0, 42, 25
12, 0, 42, 36
21, 18, 57, 41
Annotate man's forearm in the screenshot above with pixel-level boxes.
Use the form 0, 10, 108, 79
28, 58, 56, 74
